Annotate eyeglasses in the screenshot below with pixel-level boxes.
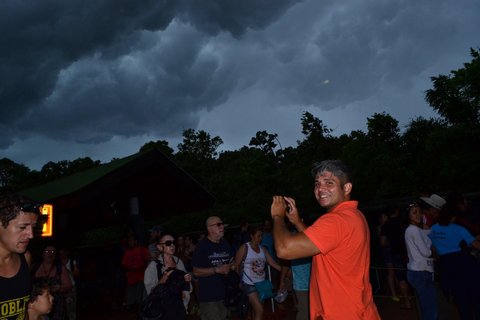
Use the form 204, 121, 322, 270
44, 250, 56, 254
208, 222, 228, 228
160, 240, 176, 247
0, 202, 42, 214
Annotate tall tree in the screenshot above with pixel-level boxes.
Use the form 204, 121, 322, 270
425, 47, 480, 126
0, 158, 31, 194
139, 140, 175, 158
176, 129, 223, 189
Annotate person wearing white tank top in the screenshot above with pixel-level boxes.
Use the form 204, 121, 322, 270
234, 225, 281, 320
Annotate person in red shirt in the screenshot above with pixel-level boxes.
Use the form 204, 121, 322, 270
122, 234, 149, 315
271, 160, 380, 320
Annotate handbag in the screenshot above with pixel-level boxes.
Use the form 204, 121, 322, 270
253, 279, 275, 302
243, 255, 275, 303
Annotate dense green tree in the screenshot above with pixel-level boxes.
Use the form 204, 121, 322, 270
0, 158, 31, 194
425, 48, 480, 126
40, 157, 100, 182
176, 129, 223, 189
139, 140, 175, 158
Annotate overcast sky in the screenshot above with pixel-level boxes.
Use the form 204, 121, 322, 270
1, 0, 478, 170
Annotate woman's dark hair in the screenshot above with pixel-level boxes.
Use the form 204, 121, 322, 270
437, 203, 461, 226
248, 225, 263, 238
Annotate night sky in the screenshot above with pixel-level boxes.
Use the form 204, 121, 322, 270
1, 0, 479, 170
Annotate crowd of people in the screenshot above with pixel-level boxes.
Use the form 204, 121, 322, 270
1, 160, 480, 320
377, 192, 480, 320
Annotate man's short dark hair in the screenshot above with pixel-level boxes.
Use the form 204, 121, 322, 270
311, 160, 353, 187
238, 217, 248, 228
29, 278, 50, 303
0, 194, 40, 228
438, 203, 461, 226
129, 233, 139, 241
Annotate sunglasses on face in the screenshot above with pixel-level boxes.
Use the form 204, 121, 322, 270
160, 240, 176, 247
0, 202, 42, 214
209, 222, 227, 228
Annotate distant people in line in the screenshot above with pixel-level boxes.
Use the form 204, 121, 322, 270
175, 235, 186, 263
404, 202, 438, 320
33, 245, 73, 320
235, 225, 282, 320
429, 204, 480, 320
271, 160, 380, 319
0, 194, 40, 320
121, 234, 149, 316
144, 235, 192, 320
58, 247, 80, 320
445, 191, 480, 237
421, 194, 446, 227
192, 216, 234, 320
147, 225, 164, 260
183, 234, 199, 314
231, 217, 249, 255
27, 277, 55, 320
279, 208, 312, 320
380, 202, 412, 309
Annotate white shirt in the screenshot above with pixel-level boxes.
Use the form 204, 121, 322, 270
405, 225, 434, 272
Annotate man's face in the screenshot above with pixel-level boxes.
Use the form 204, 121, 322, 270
150, 231, 159, 240
314, 171, 350, 212
263, 221, 273, 233
30, 288, 54, 315
207, 218, 226, 239
0, 211, 38, 254
128, 236, 137, 248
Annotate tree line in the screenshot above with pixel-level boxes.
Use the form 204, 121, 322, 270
1, 48, 479, 224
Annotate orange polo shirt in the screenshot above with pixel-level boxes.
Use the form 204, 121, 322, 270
303, 201, 380, 320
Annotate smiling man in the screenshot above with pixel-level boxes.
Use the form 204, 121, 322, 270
0, 194, 40, 320
271, 160, 380, 320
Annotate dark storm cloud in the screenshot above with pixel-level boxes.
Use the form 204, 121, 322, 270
0, 0, 301, 147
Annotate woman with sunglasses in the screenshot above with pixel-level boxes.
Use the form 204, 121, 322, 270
144, 235, 192, 319
32, 245, 72, 320
235, 225, 282, 320
404, 202, 438, 319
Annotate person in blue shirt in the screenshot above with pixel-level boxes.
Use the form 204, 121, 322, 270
429, 203, 480, 320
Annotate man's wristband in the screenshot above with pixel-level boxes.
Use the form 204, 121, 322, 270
213, 267, 217, 274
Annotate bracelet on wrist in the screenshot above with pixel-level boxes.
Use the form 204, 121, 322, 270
213, 267, 217, 274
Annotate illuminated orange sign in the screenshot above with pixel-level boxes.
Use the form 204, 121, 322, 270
41, 204, 53, 237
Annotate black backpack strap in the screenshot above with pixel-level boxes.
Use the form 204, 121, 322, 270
56, 261, 63, 278
154, 260, 164, 281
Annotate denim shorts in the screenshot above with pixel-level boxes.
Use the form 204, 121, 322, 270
241, 282, 257, 296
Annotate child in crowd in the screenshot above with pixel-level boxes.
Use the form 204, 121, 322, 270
27, 278, 54, 320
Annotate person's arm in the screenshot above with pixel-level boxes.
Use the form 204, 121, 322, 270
380, 235, 389, 247
193, 262, 231, 277
54, 265, 72, 293
271, 196, 320, 260
470, 239, 480, 250
278, 260, 291, 291
407, 228, 432, 258
264, 249, 282, 272
144, 261, 158, 295
234, 244, 247, 274
69, 261, 80, 278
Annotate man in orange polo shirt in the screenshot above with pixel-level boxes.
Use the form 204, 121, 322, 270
271, 160, 380, 320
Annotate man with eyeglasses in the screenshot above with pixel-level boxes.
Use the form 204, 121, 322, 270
192, 216, 234, 320
0, 194, 40, 320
